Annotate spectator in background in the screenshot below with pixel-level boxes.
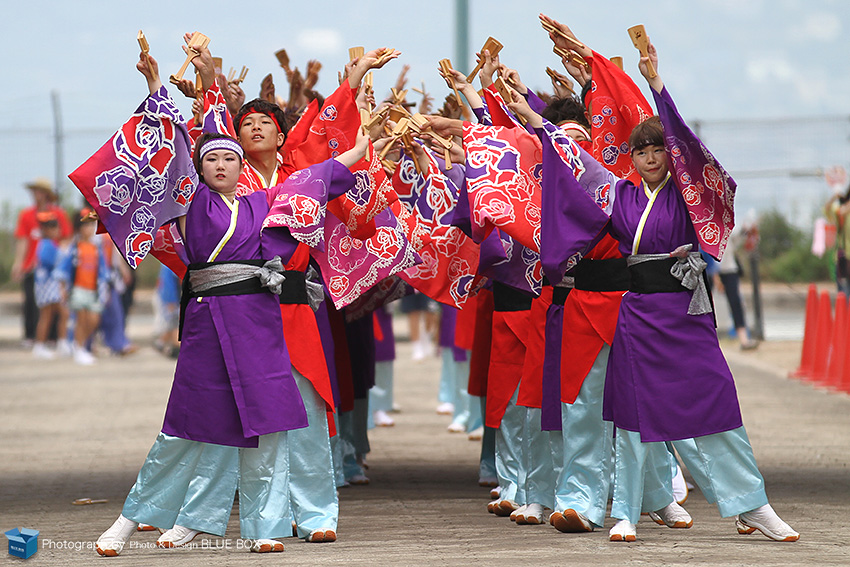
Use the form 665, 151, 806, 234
823, 166, 850, 296
11, 178, 72, 348
55, 209, 108, 365
400, 290, 439, 362
714, 233, 759, 350
98, 235, 137, 356
153, 263, 181, 359
32, 212, 70, 359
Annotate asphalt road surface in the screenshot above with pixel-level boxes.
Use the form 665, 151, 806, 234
1, 317, 848, 566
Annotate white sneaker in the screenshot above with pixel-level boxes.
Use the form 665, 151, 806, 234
32, 342, 55, 359
57, 339, 73, 357
489, 485, 501, 499
649, 501, 693, 528
157, 525, 200, 548
468, 427, 484, 441
447, 421, 466, 433
436, 402, 455, 415
736, 504, 799, 542
373, 410, 395, 427
249, 538, 284, 553
609, 519, 637, 542
73, 345, 96, 365
96, 515, 138, 556
412, 341, 426, 361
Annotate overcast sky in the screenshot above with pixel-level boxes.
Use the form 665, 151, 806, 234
1, 0, 848, 210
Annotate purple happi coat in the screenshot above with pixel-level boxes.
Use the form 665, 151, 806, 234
70, 87, 361, 448
164, 183, 311, 447
540, 86, 742, 442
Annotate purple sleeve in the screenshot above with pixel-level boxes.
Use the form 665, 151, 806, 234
653, 86, 736, 260
540, 126, 612, 284
525, 90, 547, 114
539, 120, 619, 213
263, 158, 356, 251
472, 105, 493, 126
374, 305, 396, 361
451, 173, 473, 238
438, 305, 458, 348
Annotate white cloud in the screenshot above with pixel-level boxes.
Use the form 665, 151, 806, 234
795, 75, 829, 105
796, 12, 842, 41
295, 28, 343, 56
746, 55, 795, 82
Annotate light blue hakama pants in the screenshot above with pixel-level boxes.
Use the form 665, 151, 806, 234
520, 406, 560, 509
438, 349, 457, 405
440, 350, 475, 429
368, 360, 395, 421
289, 371, 338, 537
553, 345, 615, 527
612, 426, 768, 524
122, 431, 291, 539
329, 412, 346, 488
495, 385, 525, 503
478, 397, 497, 481
337, 398, 370, 482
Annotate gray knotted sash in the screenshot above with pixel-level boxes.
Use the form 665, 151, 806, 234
627, 244, 712, 315
304, 266, 325, 312
189, 256, 287, 295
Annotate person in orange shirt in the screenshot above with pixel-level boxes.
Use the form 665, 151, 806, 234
55, 209, 108, 365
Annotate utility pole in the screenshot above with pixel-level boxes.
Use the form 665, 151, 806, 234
51, 90, 64, 203
455, 0, 469, 74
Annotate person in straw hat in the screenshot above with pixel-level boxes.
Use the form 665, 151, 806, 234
12, 177, 72, 348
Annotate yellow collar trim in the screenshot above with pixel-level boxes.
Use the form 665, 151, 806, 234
632, 173, 671, 255
207, 192, 240, 262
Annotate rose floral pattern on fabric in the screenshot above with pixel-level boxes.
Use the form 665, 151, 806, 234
588, 51, 654, 184
327, 140, 398, 238
314, 209, 421, 309
262, 164, 331, 250
69, 86, 196, 271
393, 149, 483, 308
654, 87, 736, 260
463, 122, 543, 252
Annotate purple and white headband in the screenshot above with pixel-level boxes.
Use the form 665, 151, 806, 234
199, 137, 244, 160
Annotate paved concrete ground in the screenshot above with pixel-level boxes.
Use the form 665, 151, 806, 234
1, 311, 849, 566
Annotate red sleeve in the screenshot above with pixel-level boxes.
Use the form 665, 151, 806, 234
14, 208, 35, 238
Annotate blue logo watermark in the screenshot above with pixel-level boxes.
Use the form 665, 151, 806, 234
5, 528, 39, 559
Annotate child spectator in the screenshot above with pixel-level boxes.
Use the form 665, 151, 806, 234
32, 212, 70, 359
55, 209, 108, 365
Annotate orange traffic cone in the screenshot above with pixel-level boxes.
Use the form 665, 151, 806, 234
790, 284, 819, 379
823, 293, 847, 388
809, 291, 833, 383
840, 314, 850, 394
